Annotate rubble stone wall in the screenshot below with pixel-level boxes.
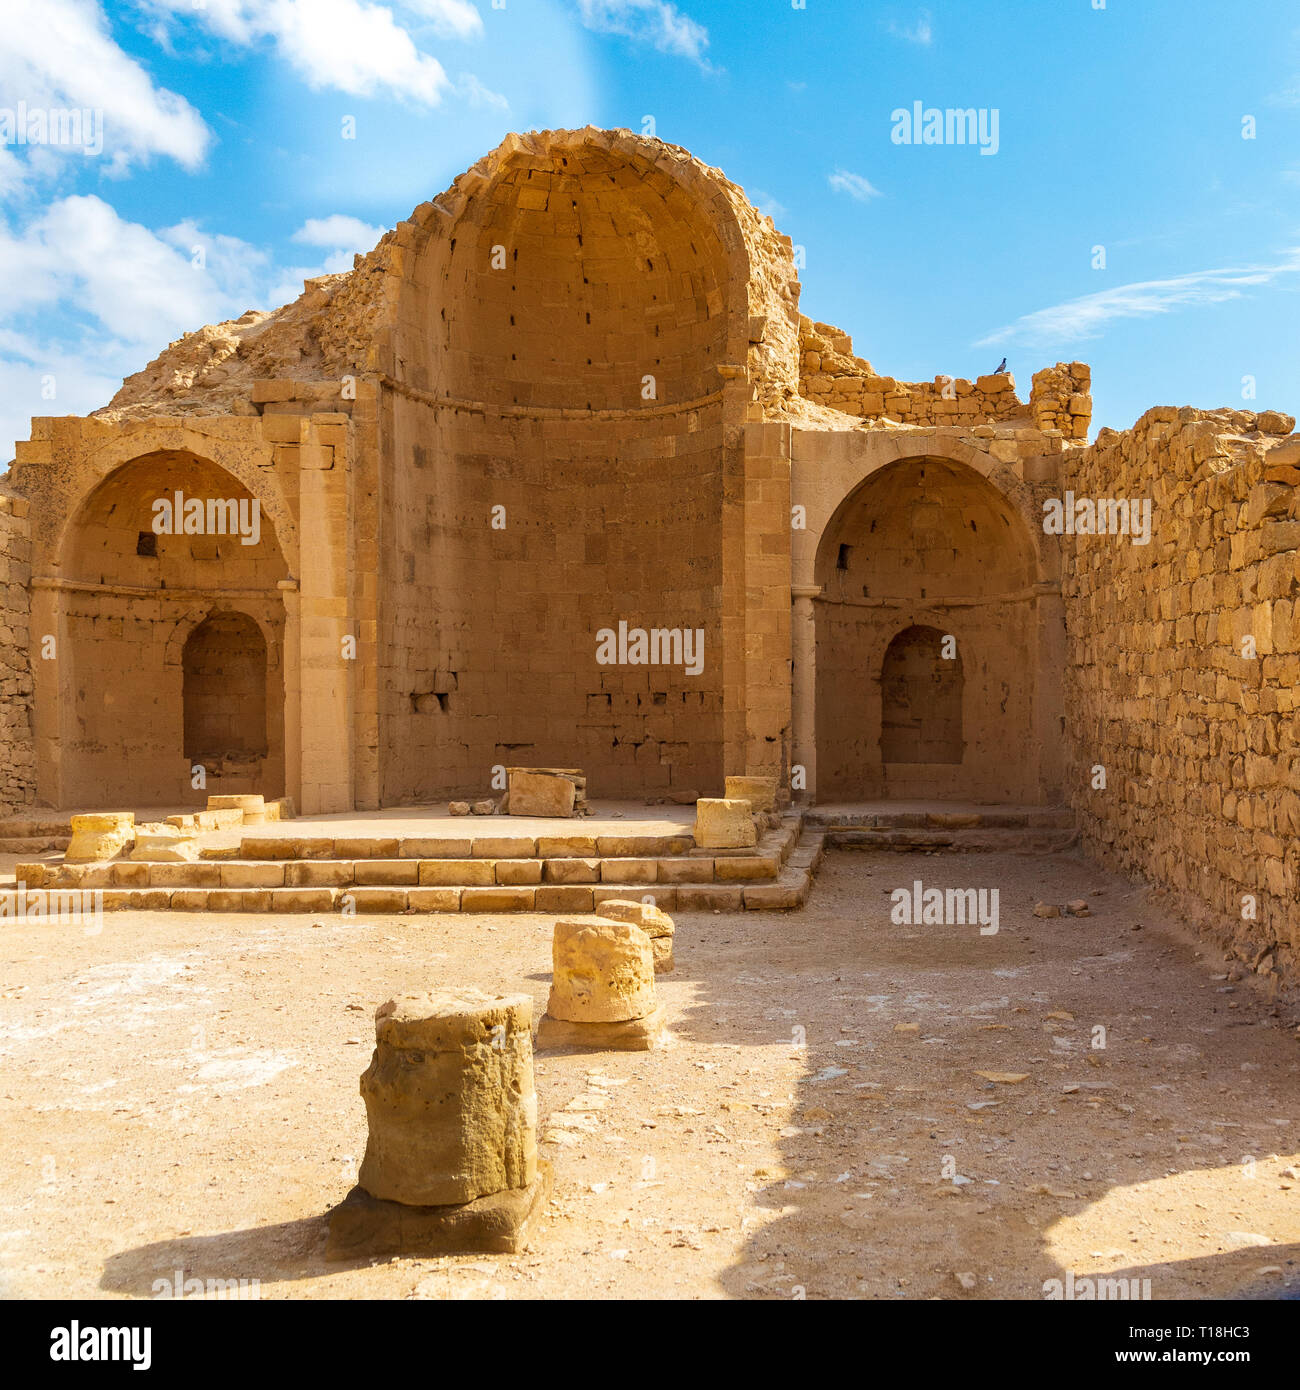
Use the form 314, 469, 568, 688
798, 318, 1092, 440
1062, 405, 1300, 983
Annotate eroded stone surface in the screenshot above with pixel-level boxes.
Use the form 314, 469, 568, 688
65, 813, 134, 863
546, 917, 656, 1023
357, 988, 537, 1207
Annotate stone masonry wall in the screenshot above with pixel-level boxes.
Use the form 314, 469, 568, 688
1063, 404, 1300, 985
0, 490, 35, 815
797, 317, 1092, 440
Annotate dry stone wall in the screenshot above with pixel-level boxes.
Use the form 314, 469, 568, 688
1063, 405, 1300, 984
797, 317, 1092, 439
0, 491, 35, 815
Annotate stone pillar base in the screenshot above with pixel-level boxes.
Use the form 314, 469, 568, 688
325, 1162, 552, 1261
535, 1003, 666, 1053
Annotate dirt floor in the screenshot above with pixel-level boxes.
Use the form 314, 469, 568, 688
1, 847, 1297, 1301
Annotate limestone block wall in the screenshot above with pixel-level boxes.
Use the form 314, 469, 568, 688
380, 390, 729, 802
0, 492, 35, 815
1063, 405, 1300, 982
373, 128, 801, 803
797, 318, 1093, 440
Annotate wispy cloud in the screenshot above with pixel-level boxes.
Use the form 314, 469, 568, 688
975, 251, 1300, 347
577, 0, 711, 70
886, 10, 933, 46
272, 213, 390, 303
749, 189, 788, 222
828, 169, 882, 203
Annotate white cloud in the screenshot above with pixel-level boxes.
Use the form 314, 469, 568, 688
577, 0, 711, 69
886, 10, 933, 45
268, 212, 390, 304
146, 0, 454, 104
975, 251, 1300, 347
828, 169, 882, 203
399, 0, 484, 40
0, 195, 271, 460
292, 214, 388, 250
749, 189, 788, 222
456, 72, 510, 110
0, 0, 210, 176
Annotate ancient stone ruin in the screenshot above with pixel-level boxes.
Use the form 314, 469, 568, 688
1, 125, 1297, 982
328, 988, 550, 1258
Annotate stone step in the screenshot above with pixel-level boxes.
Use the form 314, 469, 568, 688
8, 824, 824, 915
805, 806, 1075, 831
19, 850, 786, 892
0, 835, 70, 854
225, 831, 699, 861
824, 826, 1079, 854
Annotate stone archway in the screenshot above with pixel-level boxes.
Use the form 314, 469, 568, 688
54, 450, 287, 808
812, 455, 1044, 803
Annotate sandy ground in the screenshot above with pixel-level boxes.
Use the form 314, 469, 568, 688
1, 847, 1297, 1301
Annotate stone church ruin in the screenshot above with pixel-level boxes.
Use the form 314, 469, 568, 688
1, 126, 1297, 983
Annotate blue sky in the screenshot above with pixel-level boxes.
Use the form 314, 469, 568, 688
2, 0, 1299, 459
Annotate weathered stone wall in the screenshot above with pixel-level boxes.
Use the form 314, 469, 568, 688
1063, 405, 1300, 983
0, 490, 35, 815
797, 318, 1092, 440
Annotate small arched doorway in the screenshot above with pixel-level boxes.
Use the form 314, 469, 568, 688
880, 625, 964, 765
183, 612, 270, 779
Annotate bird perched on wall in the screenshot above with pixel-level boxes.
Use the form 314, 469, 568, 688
994, 357, 1008, 374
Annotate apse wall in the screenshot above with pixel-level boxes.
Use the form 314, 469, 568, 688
377, 140, 747, 801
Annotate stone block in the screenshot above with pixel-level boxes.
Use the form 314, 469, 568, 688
286, 860, 353, 887
460, 887, 536, 912
505, 768, 576, 818
219, 863, 286, 888
724, 775, 778, 813
544, 857, 602, 884
353, 860, 419, 886
693, 798, 757, 849
535, 1003, 666, 1052
130, 822, 200, 862
407, 888, 462, 912
535, 886, 595, 913
65, 812, 134, 863
420, 859, 494, 886
495, 859, 544, 885
346, 888, 409, 913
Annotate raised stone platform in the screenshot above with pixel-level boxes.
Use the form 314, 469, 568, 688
9, 805, 823, 914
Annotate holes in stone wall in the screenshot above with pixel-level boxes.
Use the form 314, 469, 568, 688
136, 530, 157, 557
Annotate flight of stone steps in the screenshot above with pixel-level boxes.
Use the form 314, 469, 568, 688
0, 816, 72, 855
14, 815, 826, 914
804, 805, 1078, 854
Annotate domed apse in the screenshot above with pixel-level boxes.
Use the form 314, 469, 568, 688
381, 144, 742, 801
